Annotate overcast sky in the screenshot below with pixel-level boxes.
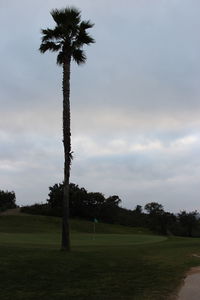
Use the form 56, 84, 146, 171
1, 0, 200, 212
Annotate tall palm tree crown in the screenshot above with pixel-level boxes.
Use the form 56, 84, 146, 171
39, 7, 95, 251
39, 7, 95, 65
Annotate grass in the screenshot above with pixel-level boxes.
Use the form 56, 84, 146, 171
0, 215, 153, 234
0, 214, 200, 299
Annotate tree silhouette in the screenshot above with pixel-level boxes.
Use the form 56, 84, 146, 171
39, 7, 95, 251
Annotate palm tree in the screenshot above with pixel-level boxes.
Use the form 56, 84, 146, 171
39, 7, 95, 251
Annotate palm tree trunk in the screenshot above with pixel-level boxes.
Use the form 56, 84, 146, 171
61, 56, 71, 251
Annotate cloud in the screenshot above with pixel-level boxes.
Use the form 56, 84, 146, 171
70, 131, 200, 212
1, 0, 200, 212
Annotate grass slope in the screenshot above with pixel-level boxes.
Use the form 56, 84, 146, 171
0, 215, 153, 234
0, 214, 200, 299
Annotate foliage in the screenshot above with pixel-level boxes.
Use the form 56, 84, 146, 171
145, 202, 167, 234
21, 185, 200, 237
178, 210, 199, 237
0, 190, 16, 212
46, 183, 122, 223
145, 202, 164, 215
39, 7, 95, 66
22, 183, 122, 224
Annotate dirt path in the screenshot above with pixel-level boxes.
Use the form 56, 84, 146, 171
0, 208, 22, 215
177, 267, 200, 300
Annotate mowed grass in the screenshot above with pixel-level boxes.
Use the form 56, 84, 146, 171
0, 215, 200, 299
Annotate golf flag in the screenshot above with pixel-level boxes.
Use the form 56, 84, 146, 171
94, 218, 98, 223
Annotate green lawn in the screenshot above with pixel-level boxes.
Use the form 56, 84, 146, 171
0, 215, 200, 299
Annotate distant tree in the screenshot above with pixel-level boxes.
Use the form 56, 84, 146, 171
134, 205, 143, 214
130, 205, 146, 227
47, 183, 63, 216
69, 183, 89, 218
106, 195, 121, 207
99, 195, 121, 223
144, 202, 167, 234
46, 183, 122, 223
87, 192, 105, 206
178, 210, 199, 237
47, 183, 89, 217
39, 7, 95, 251
86, 192, 105, 218
145, 202, 164, 215
0, 190, 16, 212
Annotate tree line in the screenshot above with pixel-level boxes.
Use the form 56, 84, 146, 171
21, 183, 121, 224
21, 183, 200, 238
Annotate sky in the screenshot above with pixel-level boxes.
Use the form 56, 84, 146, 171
1, 0, 200, 212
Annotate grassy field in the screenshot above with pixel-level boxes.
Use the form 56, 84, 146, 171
0, 215, 200, 299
